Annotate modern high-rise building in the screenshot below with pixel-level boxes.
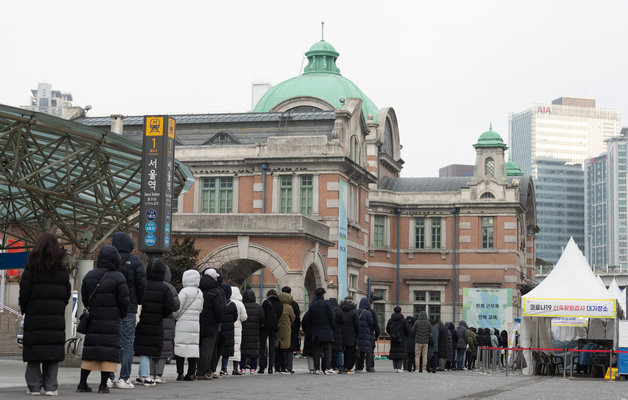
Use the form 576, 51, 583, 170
510, 97, 621, 264
21, 82, 74, 117
438, 164, 474, 177
585, 130, 628, 269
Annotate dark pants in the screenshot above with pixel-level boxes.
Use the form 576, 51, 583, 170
243, 358, 258, 370
286, 351, 294, 372
367, 337, 376, 370
211, 334, 225, 373
197, 334, 218, 376
432, 351, 439, 371
259, 329, 277, 372
406, 352, 415, 371
25, 361, 59, 393
356, 351, 368, 371
175, 356, 197, 377
343, 346, 356, 371
393, 359, 404, 370
276, 348, 289, 372
312, 342, 332, 371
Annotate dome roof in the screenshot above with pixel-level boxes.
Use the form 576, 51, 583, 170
253, 39, 378, 120
506, 160, 523, 176
473, 123, 508, 149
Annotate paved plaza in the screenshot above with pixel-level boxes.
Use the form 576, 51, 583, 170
0, 358, 626, 399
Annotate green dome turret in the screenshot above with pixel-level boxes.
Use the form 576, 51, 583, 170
473, 123, 509, 150
506, 154, 523, 176
253, 29, 379, 120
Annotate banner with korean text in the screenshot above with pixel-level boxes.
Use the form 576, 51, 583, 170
463, 288, 513, 330
523, 298, 615, 318
337, 179, 348, 299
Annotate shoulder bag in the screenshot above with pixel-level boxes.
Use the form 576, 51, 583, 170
77, 272, 109, 334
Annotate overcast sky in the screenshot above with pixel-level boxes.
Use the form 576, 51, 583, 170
2, 0, 627, 177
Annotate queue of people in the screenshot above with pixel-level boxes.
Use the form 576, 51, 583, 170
19, 231, 507, 396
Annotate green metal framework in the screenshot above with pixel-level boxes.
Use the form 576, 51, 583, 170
0, 104, 194, 255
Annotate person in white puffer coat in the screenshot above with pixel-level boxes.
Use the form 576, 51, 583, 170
230, 287, 248, 375
173, 270, 204, 381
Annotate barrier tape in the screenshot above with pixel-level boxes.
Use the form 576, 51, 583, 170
479, 346, 623, 353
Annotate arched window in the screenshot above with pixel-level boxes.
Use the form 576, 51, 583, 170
350, 135, 358, 162
480, 192, 495, 199
382, 118, 394, 158
485, 157, 495, 177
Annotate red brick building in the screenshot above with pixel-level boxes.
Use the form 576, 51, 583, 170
77, 39, 537, 324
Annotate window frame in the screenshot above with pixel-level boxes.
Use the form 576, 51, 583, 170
373, 215, 386, 248
279, 175, 293, 214
299, 174, 313, 216
431, 217, 441, 249
415, 217, 425, 249
485, 157, 495, 177
481, 216, 495, 249
200, 176, 233, 213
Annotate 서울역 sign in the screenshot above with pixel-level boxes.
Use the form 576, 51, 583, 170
138, 116, 176, 253
523, 298, 615, 319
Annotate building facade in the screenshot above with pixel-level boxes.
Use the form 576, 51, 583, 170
21, 82, 74, 117
510, 97, 621, 264
585, 131, 628, 270
77, 38, 537, 324
439, 164, 475, 177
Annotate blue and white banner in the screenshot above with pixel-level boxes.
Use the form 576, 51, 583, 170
337, 179, 348, 299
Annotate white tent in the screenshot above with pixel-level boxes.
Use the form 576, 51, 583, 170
621, 288, 627, 315
520, 238, 616, 375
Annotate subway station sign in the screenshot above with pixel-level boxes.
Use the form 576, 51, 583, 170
138, 116, 175, 253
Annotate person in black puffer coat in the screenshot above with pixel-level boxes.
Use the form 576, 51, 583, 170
197, 268, 225, 379
241, 290, 264, 373
78, 245, 129, 394
19, 232, 71, 395
328, 298, 345, 371
356, 298, 374, 372
301, 310, 314, 372
214, 284, 238, 375
133, 258, 176, 385
339, 297, 359, 373
259, 289, 283, 374
405, 316, 417, 372
386, 306, 409, 372
150, 266, 180, 382
448, 322, 458, 370
437, 322, 451, 371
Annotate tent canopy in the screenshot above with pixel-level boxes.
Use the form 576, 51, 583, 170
523, 238, 615, 319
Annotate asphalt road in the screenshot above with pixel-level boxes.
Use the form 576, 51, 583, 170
1, 358, 627, 400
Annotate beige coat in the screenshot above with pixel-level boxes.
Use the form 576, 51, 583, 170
275, 292, 296, 349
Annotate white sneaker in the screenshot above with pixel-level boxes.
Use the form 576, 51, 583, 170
154, 376, 165, 384
116, 379, 135, 389
26, 390, 40, 395
142, 377, 156, 387
44, 391, 58, 396
106, 378, 115, 388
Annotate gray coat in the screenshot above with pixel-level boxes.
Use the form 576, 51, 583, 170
456, 320, 468, 349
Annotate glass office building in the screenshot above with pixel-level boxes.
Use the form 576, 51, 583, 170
510, 97, 620, 264
585, 133, 628, 269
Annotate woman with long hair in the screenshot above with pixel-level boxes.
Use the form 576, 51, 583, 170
19, 232, 71, 396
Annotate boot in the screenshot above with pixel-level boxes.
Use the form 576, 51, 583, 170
232, 361, 243, 375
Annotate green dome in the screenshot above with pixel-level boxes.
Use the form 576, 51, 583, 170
473, 123, 508, 149
253, 39, 379, 120
506, 160, 523, 176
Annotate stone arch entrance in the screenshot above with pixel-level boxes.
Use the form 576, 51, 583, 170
301, 246, 327, 306
198, 240, 291, 287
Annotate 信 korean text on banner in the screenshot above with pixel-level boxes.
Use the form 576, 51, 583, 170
462, 288, 513, 330
523, 298, 615, 318
139, 116, 176, 253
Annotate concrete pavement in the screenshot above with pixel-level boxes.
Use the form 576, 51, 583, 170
1, 358, 627, 399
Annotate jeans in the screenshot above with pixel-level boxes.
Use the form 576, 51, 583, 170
221, 356, 230, 371
243, 358, 257, 370
138, 355, 151, 378
335, 351, 343, 370
118, 312, 136, 381
456, 348, 466, 369
259, 329, 277, 371
312, 342, 332, 371
25, 361, 59, 393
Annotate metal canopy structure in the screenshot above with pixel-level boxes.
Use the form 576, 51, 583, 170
0, 104, 194, 255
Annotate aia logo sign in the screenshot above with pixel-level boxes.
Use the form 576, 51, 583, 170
537, 106, 551, 114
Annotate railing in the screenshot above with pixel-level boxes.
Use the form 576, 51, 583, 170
537, 264, 628, 276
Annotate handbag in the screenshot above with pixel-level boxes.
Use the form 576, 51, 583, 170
77, 272, 109, 334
